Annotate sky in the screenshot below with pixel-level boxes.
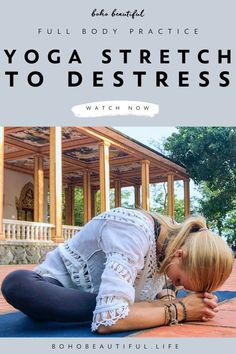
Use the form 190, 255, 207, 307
115, 127, 177, 147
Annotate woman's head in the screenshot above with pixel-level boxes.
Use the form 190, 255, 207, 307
155, 214, 234, 292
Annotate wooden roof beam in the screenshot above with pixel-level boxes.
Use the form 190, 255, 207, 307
5, 137, 40, 153
40, 137, 98, 153
77, 127, 188, 176
90, 156, 141, 169
5, 164, 34, 176
77, 128, 171, 172
76, 127, 144, 159
62, 156, 88, 169
5, 150, 39, 161
4, 127, 30, 134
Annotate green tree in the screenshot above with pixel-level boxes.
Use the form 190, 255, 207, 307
164, 127, 236, 241
164, 127, 236, 192
150, 183, 186, 223
74, 187, 84, 226
120, 187, 135, 208
223, 210, 236, 248
72, 186, 133, 226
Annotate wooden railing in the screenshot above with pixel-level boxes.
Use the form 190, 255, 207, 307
62, 225, 81, 240
3, 219, 82, 242
3, 219, 54, 242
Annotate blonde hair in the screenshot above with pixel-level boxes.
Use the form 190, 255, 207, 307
151, 213, 234, 292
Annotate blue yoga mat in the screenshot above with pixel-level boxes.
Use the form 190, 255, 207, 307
0, 313, 134, 337
0, 291, 235, 337
177, 290, 236, 303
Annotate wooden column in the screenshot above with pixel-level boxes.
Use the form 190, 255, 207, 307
91, 188, 97, 218
167, 174, 175, 218
65, 186, 75, 225
83, 170, 91, 224
99, 142, 110, 212
0, 127, 4, 240
141, 160, 150, 211
114, 180, 121, 208
184, 179, 190, 218
50, 127, 63, 243
134, 185, 141, 208
34, 156, 44, 222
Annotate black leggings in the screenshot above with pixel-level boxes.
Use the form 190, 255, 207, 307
1, 270, 97, 322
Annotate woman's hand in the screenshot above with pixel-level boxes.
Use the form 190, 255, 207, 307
202, 292, 219, 321
177, 292, 219, 322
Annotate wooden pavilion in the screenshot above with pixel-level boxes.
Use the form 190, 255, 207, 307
0, 127, 190, 258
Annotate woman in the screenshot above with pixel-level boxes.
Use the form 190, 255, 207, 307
1, 207, 233, 333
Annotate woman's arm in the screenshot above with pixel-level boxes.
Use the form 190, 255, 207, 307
97, 292, 218, 334
97, 301, 174, 333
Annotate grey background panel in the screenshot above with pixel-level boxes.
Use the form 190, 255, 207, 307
0, 0, 235, 126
